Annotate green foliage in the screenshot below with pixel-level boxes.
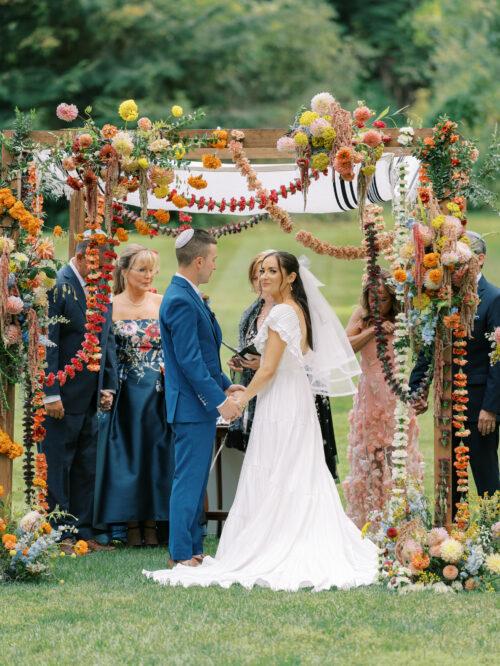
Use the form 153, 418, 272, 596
0, 0, 361, 129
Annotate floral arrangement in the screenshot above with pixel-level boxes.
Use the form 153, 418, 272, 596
277, 93, 391, 206
487, 327, 500, 365
413, 117, 479, 202
0, 428, 23, 459
374, 492, 500, 593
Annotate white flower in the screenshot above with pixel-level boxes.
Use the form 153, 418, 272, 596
310, 92, 335, 115
451, 581, 463, 591
433, 582, 454, 594
19, 510, 43, 532
112, 131, 134, 156
148, 138, 170, 153
397, 126, 415, 146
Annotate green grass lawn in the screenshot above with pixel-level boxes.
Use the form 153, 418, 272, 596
3, 210, 499, 665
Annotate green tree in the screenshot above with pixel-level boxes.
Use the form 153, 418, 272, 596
0, 0, 362, 129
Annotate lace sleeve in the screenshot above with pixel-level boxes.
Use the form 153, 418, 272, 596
254, 304, 303, 363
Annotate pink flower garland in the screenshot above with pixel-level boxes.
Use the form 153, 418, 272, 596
228, 134, 293, 233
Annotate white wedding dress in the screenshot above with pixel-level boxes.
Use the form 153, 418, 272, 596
144, 304, 378, 591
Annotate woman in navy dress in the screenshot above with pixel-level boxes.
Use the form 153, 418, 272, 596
94, 244, 173, 546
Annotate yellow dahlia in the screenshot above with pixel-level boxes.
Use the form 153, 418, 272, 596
485, 553, 500, 575
118, 99, 138, 122
171, 105, 183, 117
440, 538, 464, 563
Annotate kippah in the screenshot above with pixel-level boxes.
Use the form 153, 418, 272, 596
175, 228, 194, 249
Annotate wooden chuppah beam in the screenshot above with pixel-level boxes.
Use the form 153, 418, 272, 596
20, 128, 434, 159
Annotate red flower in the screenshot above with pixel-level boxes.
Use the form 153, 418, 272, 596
373, 120, 386, 128
386, 527, 398, 539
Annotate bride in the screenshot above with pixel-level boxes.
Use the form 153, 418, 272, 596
144, 251, 379, 591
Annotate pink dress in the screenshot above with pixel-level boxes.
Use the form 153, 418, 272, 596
343, 334, 423, 529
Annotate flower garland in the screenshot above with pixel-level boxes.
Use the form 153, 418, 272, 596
119, 204, 270, 239
295, 228, 394, 259
228, 133, 293, 233
33, 453, 48, 511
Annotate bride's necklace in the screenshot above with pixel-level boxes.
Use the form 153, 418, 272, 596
124, 292, 148, 308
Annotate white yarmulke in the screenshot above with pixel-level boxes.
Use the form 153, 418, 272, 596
175, 228, 194, 249
82, 228, 104, 238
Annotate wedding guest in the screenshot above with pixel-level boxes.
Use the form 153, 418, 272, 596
411, 232, 500, 506
344, 271, 423, 528
94, 244, 174, 547
227, 251, 339, 479
43, 231, 118, 552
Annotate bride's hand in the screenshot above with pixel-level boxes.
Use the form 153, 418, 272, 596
231, 390, 247, 410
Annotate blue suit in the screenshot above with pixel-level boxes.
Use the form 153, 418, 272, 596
42, 263, 118, 539
160, 275, 231, 559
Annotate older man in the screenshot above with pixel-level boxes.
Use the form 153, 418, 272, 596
42, 232, 118, 551
411, 231, 500, 508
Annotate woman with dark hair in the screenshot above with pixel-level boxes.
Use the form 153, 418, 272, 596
226, 251, 339, 480
145, 251, 378, 591
343, 271, 423, 529
94, 244, 174, 547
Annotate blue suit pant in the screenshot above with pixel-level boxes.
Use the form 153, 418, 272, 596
169, 421, 216, 560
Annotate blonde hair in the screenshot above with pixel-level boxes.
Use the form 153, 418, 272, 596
113, 244, 159, 295
248, 249, 276, 285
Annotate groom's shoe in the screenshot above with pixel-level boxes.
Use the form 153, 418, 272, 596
168, 557, 200, 568
193, 554, 207, 563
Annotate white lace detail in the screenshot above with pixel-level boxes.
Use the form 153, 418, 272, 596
254, 303, 304, 366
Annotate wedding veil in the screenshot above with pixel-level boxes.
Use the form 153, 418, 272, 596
298, 256, 361, 397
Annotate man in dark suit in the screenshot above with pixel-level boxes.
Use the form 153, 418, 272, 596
42, 232, 118, 550
410, 231, 500, 507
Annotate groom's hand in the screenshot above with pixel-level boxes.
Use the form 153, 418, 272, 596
218, 397, 242, 422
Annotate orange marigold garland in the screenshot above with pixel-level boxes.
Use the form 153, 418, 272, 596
33, 453, 49, 511
446, 317, 471, 529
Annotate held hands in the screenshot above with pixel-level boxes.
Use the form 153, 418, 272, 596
218, 397, 242, 422
412, 396, 428, 416
100, 390, 114, 412
478, 409, 497, 436
45, 399, 65, 420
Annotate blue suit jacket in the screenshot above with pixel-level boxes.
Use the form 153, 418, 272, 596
410, 275, 500, 421
44, 264, 118, 414
160, 275, 231, 424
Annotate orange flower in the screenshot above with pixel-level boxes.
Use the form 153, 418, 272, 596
187, 175, 208, 190
33, 477, 47, 488
171, 194, 188, 209
0, 518, 6, 532
101, 124, 118, 139
134, 219, 151, 235
393, 268, 407, 283
428, 268, 442, 283
201, 154, 222, 170
211, 129, 228, 149
73, 540, 89, 556
153, 209, 170, 224
0, 483, 4, 497
2, 533, 17, 550
411, 552, 430, 570
53, 225, 64, 237
115, 227, 129, 242
424, 136, 435, 147
41, 522, 52, 534
35, 239, 55, 260
423, 252, 439, 268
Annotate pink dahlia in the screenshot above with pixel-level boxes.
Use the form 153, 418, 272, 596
442, 565, 459, 580
138, 117, 152, 131
6, 295, 24, 315
361, 130, 383, 147
276, 136, 296, 152
353, 105, 372, 123
56, 103, 78, 122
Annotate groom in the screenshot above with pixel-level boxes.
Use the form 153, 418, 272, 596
160, 228, 243, 566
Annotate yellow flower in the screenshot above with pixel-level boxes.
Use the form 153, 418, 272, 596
294, 132, 309, 147
137, 157, 149, 169
431, 215, 445, 229
311, 153, 329, 171
361, 521, 371, 537
362, 165, 376, 176
9, 549, 17, 556
446, 202, 461, 214
322, 115, 332, 123
485, 553, 500, 575
118, 99, 138, 122
412, 293, 430, 309
439, 538, 464, 563
171, 105, 183, 117
321, 126, 337, 147
174, 143, 186, 160
311, 136, 324, 148
299, 111, 319, 126
153, 186, 169, 198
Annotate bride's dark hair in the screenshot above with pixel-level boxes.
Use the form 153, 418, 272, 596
262, 251, 313, 349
